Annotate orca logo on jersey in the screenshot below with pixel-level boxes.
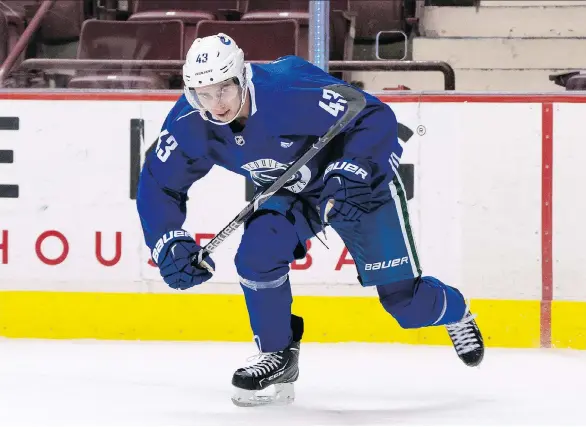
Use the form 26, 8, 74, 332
241, 159, 312, 193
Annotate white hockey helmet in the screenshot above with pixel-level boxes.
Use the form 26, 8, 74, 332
183, 33, 247, 124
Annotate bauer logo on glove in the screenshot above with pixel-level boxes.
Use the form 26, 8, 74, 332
318, 159, 374, 223
152, 230, 192, 264
151, 229, 215, 290
323, 161, 369, 180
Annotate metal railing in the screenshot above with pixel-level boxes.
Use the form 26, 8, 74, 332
10, 59, 456, 90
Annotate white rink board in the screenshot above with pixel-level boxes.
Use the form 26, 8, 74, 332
553, 103, 586, 301
0, 98, 545, 299
391, 103, 542, 300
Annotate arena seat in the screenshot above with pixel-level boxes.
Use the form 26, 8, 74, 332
129, 11, 212, 51
194, 19, 299, 60
37, 0, 85, 44
130, 0, 241, 20
128, 1, 243, 55
67, 19, 184, 89
75, 19, 184, 61
241, 0, 354, 61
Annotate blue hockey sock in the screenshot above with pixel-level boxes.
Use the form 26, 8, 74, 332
240, 276, 293, 352
377, 276, 466, 328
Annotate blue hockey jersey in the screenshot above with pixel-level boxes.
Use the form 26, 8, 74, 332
137, 56, 402, 249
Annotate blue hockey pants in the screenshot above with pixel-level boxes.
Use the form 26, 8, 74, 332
235, 176, 466, 352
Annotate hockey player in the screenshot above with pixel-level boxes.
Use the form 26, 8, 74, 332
136, 33, 484, 407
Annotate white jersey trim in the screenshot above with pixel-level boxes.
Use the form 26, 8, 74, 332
176, 110, 198, 122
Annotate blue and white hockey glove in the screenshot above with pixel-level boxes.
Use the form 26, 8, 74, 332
151, 230, 215, 290
317, 159, 373, 223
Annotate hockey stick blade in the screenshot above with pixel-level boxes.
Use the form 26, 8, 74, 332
192, 84, 367, 268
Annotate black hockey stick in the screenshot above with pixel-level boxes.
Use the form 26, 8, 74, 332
192, 84, 367, 270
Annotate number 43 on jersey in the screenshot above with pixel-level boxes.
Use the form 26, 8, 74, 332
318, 88, 347, 117
156, 129, 178, 162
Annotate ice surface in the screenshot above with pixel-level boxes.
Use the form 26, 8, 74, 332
0, 339, 583, 426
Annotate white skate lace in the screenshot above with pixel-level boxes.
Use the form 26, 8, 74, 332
446, 313, 481, 355
243, 353, 284, 377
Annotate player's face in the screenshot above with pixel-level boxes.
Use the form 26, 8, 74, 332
194, 80, 242, 122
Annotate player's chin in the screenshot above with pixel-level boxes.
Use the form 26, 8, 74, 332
212, 110, 236, 122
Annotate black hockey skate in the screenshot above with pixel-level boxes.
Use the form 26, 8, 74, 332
231, 315, 303, 407
445, 310, 484, 367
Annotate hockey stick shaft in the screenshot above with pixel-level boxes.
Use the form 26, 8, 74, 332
192, 84, 367, 269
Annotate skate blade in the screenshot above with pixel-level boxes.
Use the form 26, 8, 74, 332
231, 383, 295, 407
